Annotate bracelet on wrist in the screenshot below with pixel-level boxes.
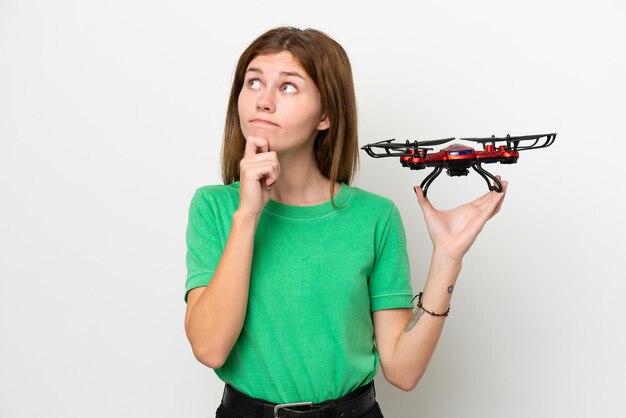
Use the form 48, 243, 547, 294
411, 292, 450, 317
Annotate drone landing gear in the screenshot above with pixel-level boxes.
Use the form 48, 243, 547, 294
419, 166, 443, 197
418, 163, 503, 197
471, 163, 503, 193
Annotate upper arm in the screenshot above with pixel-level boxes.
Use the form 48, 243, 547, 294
372, 308, 413, 376
184, 286, 206, 336
184, 188, 223, 304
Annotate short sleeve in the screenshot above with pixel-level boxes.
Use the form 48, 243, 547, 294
368, 203, 414, 311
184, 189, 222, 303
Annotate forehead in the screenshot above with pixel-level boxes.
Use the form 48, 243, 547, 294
247, 51, 309, 77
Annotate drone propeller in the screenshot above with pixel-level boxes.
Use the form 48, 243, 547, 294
417, 137, 457, 147
460, 133, 557, 151
361, 137, 455, 158
360, 139, 408, 158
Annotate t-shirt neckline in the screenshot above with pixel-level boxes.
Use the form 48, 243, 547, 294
229, 182, 352, 220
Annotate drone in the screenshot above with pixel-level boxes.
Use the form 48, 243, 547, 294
361, 133, 556, 197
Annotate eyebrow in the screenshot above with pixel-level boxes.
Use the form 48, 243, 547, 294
246, 67, 305, 80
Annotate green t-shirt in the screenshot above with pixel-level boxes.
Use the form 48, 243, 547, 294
185, 182, 414, 404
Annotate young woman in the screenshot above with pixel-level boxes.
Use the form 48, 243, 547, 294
184, 27, 507, 418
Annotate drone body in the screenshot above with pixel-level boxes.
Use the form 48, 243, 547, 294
361, 133, 556, 196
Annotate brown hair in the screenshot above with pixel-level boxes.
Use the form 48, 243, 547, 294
221, 27, 359, 201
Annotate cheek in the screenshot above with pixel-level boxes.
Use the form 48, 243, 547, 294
238, 84, 256, 109
294, 106, 324, 133
286, 99, 321, 127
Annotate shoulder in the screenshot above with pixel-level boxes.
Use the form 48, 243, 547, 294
190, 182, 240, 207
344, 185, 398, 215
187, 183, 241, 224
342, 186, 406, 238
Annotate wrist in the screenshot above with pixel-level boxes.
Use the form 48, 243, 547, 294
233, 209, 260, 229
431, 246, 463, 272
421, 248, 462, 309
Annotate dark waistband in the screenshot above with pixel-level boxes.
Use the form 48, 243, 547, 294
221, 381, 377, 418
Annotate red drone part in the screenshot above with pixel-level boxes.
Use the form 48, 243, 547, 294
361, 133, 556, 197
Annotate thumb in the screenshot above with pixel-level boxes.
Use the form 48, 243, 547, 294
414, 186, 434, 215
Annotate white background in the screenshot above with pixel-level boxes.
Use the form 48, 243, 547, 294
1, 1, 625, 417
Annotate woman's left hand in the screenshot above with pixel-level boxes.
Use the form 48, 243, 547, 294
414, 177, 508, 263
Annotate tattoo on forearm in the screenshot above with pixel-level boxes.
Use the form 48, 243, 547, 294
447, 285, 454, 294
404, 307, 425, 332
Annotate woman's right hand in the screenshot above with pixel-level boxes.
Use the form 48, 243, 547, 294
237, 136, 280, 218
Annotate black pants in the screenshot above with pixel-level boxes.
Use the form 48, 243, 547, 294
215, 402, 384, 418
215, 402, 384, 417
215, 385, 385, 418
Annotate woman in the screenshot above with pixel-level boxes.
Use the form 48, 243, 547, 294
184, 26, 506, 418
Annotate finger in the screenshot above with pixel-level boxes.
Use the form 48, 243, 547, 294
244, 161, 280, 188
264, 164, 280, 188
493, 180, 508, 215
245, 150, 278, 163
244, 136, 270, 157
483, 186, 506, 219
473, 175, 506, 208
244, 151, 280, 178
472, 175, 506, 206
472, 189, 495, 207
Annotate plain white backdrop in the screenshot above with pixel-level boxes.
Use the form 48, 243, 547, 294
1, 1, 625, 417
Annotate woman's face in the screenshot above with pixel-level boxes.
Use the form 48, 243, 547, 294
238, 51, 329, 155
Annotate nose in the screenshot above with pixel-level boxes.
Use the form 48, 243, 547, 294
256, 90, 275, 113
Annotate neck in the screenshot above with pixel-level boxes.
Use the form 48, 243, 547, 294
269, 149, 339, 206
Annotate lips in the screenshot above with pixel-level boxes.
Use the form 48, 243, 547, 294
250, 119, 279, 127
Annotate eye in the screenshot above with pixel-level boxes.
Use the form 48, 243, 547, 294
247, 78, 261, 90
281, 83, 297, 93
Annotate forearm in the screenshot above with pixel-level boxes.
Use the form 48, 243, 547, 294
186, 210, 258, 367
390, 248, 462, 389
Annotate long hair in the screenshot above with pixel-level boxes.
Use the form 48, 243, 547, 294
221, 27, 359, 201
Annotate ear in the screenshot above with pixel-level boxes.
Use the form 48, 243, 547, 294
317, 113, 330, 131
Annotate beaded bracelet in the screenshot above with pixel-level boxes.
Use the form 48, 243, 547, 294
411, 292, 450, 317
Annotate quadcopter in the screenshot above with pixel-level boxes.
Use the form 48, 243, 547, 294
361, 133, 556, 197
